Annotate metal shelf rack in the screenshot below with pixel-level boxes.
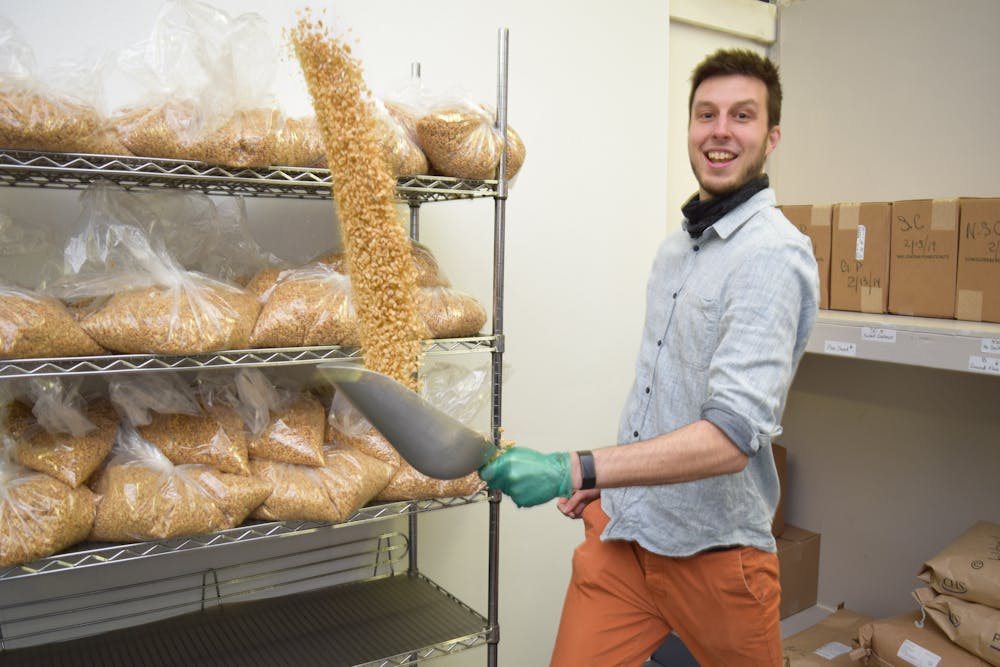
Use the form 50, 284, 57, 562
0, 150, 500, 203
0, 336, 498, 380
0, 494, 485, 582
1, 574, 489, 666
1, 530, 490, 665
0, 27, 512, 667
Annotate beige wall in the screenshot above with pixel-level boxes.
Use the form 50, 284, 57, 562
771, 0, 1000, 618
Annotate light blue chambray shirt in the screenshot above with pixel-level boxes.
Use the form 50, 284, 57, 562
601, 188, 819, 556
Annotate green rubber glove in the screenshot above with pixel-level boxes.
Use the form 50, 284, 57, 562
478, 447, 571, 508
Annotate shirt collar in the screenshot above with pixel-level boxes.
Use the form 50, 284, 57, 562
704, 188, 776, 241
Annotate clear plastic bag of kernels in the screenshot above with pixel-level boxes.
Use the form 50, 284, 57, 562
89, 423, 265, 541
112, 2, 285, 167
1, 448, 97, 567
0, 16, 127, 155
250, 443, 391, 523
249, 263, 360, 348
52, 209, 260, 355
415, 93, 525, 181
0, 283, 104, 359
9, 378, 118, 488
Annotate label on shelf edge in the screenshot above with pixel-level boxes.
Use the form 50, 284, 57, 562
982, 338, 1000, 354
824, 340, 857, 356
968, 356, 1000, 375
861, 327, 897, 343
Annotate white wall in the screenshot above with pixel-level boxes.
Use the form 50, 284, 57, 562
771, 0, 1000, 619
667, 0, 776, 225
0, 1, 669, 665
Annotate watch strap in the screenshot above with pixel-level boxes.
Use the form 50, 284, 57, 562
577, 450, 597, 490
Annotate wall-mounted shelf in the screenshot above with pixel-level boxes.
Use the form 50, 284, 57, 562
0, 150, 499, 202
806, 310, 1000, 376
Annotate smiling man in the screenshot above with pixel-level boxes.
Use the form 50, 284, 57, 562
687, 59, 780, 200
479, 49, 819, 666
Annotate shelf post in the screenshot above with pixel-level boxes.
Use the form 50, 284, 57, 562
487, 25, 511, 667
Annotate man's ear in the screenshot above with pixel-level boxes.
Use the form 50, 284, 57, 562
765, 125, 781, 156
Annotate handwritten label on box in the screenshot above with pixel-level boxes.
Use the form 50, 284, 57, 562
862, 327, 896, 343
824, 340, 857, 356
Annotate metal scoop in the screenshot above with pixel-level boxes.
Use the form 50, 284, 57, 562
318, 364, 498, 480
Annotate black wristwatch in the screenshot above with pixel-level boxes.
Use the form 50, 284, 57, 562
577, 450, 597, 490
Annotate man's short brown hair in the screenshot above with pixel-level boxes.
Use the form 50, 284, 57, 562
689, 49, 782, 129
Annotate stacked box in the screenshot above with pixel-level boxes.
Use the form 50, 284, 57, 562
772, 443, 787, 537
777, 525, 821, 619
957, 198, 1000, 323
830, 203, 891, 313
780, 205, 833, 309
888, 199, 960, 318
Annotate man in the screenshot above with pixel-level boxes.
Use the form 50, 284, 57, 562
479, 49, 819, 666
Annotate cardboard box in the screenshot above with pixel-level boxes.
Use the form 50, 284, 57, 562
830, 202, 891, 313
888, 199, 960, 318
772, 443, 787, 537
956, 198, 1000, 323
777, 525, 821, 619
783, 607, 873, 666
780, 205, 833, 309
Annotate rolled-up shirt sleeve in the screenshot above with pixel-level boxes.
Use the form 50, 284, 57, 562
700, 241, 818, 456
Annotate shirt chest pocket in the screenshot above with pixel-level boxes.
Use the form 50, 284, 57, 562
667, 289, 720, 370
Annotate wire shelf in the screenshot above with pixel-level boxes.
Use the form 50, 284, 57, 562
0, 573, 490, 666
0, 493, 487, 582
0, 336, 497, 379
0, 150, 500, 202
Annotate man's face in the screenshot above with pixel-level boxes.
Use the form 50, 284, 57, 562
687, 74, 780, 200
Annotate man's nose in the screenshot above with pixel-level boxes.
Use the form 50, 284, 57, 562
710, 116, 730, 137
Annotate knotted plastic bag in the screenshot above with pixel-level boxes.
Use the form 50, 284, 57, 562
1, 452, 96, 566
89, 423, 269, 542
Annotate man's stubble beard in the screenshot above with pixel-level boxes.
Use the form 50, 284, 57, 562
691, 140, 769, 200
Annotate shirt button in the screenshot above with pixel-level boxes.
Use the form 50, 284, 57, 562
645, 387, 650, 394
657, 340, 662, 346
633, 431, 639, 438
672, 292, 677, 299
693, 245, 700, 252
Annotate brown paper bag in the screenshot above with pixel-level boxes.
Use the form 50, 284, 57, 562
851, 611, 989, 666
918, 521, 1000, 609
913, 587, 1000, 667
782, 607, 871, 666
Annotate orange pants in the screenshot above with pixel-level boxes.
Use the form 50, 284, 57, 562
549, 500, 782, 667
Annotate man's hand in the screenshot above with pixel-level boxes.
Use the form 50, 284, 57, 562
557, 488, 601, 519
478, 447, 571, 507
